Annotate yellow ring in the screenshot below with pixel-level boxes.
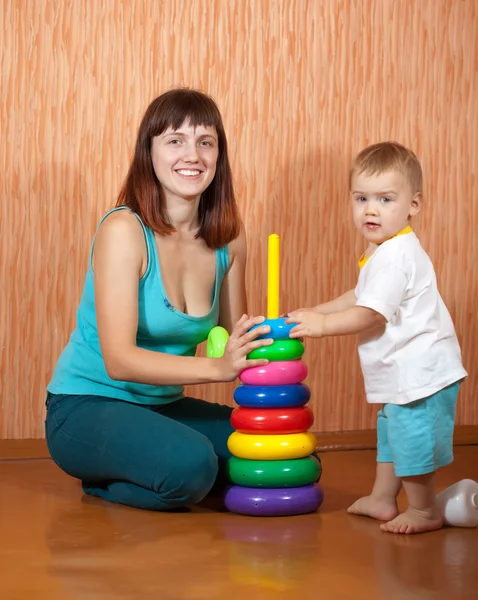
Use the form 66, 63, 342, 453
227, 431, 317, 460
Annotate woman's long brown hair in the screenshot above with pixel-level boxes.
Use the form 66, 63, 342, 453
116, 88, 240, 249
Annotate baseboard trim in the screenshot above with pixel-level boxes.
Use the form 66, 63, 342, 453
0, 439, 50, 460
315, 425, 478, 451
1, 426, 477, 460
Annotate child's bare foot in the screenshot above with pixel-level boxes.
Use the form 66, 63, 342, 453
380, 507, 443, 534
347, 495, 398, 521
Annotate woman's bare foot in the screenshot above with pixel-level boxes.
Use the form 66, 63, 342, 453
380, 507, 443, 534
347, 495, 399, 521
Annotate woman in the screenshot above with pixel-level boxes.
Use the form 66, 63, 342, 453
45, 88, 272, 510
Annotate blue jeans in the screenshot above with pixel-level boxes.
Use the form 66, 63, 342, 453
45, 392, 234, 510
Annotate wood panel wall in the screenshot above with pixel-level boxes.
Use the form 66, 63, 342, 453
1, 0, 477, 438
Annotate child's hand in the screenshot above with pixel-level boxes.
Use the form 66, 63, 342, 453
286, 310, 325, 339
281, 307, 317, 319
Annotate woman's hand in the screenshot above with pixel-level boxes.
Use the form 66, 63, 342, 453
218, 314, 273, 381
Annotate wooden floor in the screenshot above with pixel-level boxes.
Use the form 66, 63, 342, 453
1, 447, 477, 600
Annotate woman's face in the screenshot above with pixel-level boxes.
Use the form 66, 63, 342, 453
151, 120, 219, 205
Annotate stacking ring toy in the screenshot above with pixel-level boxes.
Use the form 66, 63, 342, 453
221, 514, 319, 544
225, 483, 323, 516
250, 317, 295, 340
240, 360, 307, 386
206, 326, 229, 358
247, 339, 304, 362
231, 406, 314, 434
234, 383, 310, 408
227, 431, 317, 460
227, 456, 321, 488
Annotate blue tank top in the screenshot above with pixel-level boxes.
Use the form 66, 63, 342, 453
47, 207, 230, 405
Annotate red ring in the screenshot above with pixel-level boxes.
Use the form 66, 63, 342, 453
231, 406, 314, 434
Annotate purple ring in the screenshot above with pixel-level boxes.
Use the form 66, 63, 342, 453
224, 484, 323, 517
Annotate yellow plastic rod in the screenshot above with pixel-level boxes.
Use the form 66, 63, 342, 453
267, 233, 280, 319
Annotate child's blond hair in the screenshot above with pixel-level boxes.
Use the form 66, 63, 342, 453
350, 142, 423, 194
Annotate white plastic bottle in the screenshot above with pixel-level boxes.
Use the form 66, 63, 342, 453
436, 479, 478, 528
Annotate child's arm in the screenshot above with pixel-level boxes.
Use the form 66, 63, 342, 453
286, 305, 386, 339
288, 250, 411, 340
289, 289, 357, 317
312, 289, 357, 314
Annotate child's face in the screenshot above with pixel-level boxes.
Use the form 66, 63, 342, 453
351, 169, 421, 245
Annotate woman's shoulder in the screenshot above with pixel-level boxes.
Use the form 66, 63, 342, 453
93, 208, 148, 267
97, 208, 145, 240
91, 208, 148, 275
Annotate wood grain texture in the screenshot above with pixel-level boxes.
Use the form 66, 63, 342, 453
1, 0, 477, 438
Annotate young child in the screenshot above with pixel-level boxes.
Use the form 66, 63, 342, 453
286, 141, 467, 534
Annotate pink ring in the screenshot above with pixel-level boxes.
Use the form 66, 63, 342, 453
239, 360, 308, 386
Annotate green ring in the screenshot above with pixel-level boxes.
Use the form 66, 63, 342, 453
247, 339, 304, 361
226, 456, 321, 488
206, 326, 229, 358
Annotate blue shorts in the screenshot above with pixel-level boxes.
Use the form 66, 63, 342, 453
376, 382, 460, 477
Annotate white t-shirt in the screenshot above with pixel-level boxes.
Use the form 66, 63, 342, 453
354, 232, 467, 405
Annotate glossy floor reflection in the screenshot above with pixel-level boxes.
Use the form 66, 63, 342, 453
1, 447, 477, 599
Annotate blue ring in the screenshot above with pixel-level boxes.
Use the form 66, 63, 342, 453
234, 384, 311, 408
250, 317, 294, 340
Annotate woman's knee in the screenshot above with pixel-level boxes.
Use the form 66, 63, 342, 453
155, 439, 219, 506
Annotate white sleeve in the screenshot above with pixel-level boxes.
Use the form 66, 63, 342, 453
355, 263, 409, 321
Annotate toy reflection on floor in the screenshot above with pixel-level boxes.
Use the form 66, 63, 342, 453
207, 233, 323, 516
220, 513, 322, 592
